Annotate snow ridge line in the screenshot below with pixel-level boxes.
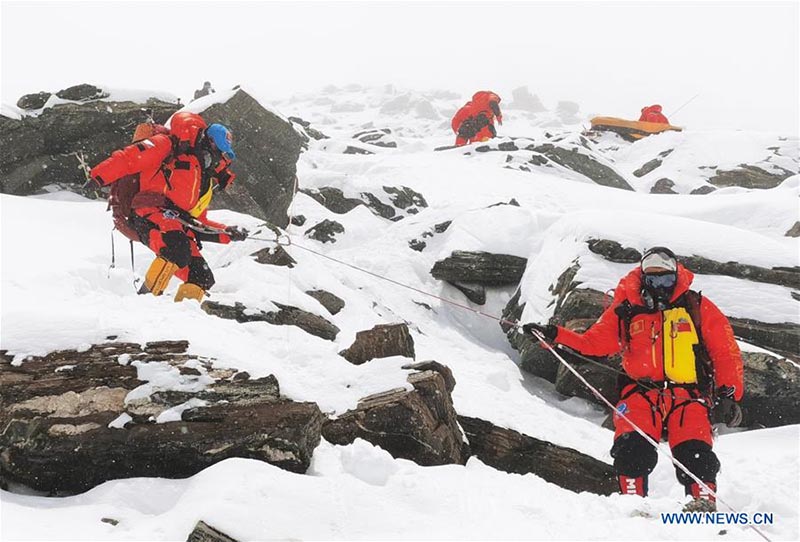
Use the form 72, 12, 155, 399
530, 329, 773, 542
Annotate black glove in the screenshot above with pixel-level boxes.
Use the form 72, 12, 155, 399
226, 226, 249, 242
714, 386, 742, 428
522, 322, 558, 342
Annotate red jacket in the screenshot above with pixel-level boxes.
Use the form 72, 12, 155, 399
639, 104, 669, 124
451, 91, 503, 135
90, 133, 234, 232
554, 265, 744, 399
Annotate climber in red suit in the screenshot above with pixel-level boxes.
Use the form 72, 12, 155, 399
524, 247, 743, 511
639, 104, 670, 124
90, 112, 247, 302
452, 91, 503, 146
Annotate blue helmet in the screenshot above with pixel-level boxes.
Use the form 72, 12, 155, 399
206, 123, 235, 160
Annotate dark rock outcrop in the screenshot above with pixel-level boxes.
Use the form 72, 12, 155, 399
650, 178, 677, 194
305, 219, 345, 243
532, 144, 633, 191
288, 116, 329, 141
1, 88, 303, 228
199, 89, 305, 228
339, 323, 415, 365
383, 186, 427, 212
56, 84, 109, 102
459, 416, 617, 496
451, 282, 487, 305
736, 352, 800, 428
678, 255, 800, 290
633, 158, 662, 177
16, 91, 51, 110
785, 222, 800, 237
0, 343, 324, 495
353, 128, 397, 148
408, 220, 452, 252
187, 521, 239, 542
301, 185, 427, 221
1, 97, 178, 196
301, 187, 362, 214
690, 185, 717, 195
708, 165, 793, 189
587, 239, 641, 263
202, 301, 339, 341
728, 319, 799, 361
251, 245, 296, 267
431, 251, 528, 286
306, 289, 345, 315
323, 369, 466, 466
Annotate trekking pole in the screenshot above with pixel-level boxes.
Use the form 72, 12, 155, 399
667, 94, 700, 119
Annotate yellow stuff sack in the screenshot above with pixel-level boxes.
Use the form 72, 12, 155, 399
662, 307, 699, 383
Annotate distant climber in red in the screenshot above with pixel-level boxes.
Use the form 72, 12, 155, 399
452, 91, 503, 146
639, 104, 669, 124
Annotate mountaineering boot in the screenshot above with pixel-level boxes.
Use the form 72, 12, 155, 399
682, 482, 717, 512
618, 475, 648, 497
174, 282, 205, 303
139, 257, 179, 296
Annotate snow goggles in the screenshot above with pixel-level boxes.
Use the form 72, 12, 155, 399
643, 272, 677, 290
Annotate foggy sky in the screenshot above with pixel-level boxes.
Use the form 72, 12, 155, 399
2, 1, 798, 134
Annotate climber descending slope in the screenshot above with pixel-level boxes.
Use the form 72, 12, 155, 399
90, 112, 249, 302
524, 247, 744, 512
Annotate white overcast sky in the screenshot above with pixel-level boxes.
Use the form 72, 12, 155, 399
2, 1, 798, 133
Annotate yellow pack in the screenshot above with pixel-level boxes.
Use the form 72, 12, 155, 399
662, 307, 699, 383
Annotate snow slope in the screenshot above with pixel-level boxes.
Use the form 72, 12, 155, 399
1, 85, 798, 541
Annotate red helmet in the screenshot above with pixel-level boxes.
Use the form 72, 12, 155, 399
169, 112, 207, 148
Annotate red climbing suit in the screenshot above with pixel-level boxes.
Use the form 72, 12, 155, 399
639, 104, 669, 124
554, 264, 743, 447
90, 112, 236, 289
452, 91, 503, 146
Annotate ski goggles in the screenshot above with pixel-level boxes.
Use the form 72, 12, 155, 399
643, 272, 677, 290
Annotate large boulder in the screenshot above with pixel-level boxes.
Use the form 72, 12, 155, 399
459, 416, 617, 496
16, 91, 52, 110
322, 368, 466, 466
339, 323, 415, 365
0, 342, 324, 495
198, 89, 305, 228
0, 96, 178, 196
431, 251, 528, 285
